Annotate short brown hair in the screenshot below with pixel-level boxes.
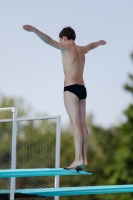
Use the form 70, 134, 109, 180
59, 27, 76, 41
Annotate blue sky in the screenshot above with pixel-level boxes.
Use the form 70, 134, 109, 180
0, 1, 133, 127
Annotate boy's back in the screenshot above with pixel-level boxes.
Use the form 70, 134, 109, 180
61, 42, 85, 86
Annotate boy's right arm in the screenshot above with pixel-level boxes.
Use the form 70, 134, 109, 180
81, 40, 106, 54
23, 25, 69, 50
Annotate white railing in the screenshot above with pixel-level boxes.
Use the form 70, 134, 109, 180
0, 107, 61, 200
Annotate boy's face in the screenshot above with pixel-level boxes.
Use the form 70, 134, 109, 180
59, 37, 63, 43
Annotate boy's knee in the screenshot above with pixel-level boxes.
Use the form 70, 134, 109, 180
81, 122, 87, 127
70, 119, 81, 127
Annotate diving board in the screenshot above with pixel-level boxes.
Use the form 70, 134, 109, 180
0, 168, 92, 178
0, 185, 133, 197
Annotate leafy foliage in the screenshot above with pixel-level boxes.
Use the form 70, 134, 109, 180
0, 52, 133, 199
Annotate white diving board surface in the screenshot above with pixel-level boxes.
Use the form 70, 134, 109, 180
0, 168, 92, 178
0, 185, 133, 197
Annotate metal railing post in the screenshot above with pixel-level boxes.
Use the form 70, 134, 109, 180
55, 116, 61, 200
10, 107, 17, 200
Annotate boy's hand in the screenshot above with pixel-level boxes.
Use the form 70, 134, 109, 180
99, 40, 106, 45
23, 25, 35, 32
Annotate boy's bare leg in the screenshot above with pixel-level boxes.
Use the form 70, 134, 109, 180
79, 99, 89, 166
64, 91, 84, 168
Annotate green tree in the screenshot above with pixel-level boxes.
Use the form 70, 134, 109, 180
108, 53, 133, 200
0, 92, 31, 117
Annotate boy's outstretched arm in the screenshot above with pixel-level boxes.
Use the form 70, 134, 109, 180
23, 25, 68, 50
81, 40, 106, 54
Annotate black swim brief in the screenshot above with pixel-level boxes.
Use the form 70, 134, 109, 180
64, 84, 87, 100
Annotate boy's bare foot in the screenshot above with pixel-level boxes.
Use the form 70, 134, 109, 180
76, 161, 88, 170
83, 159, 88, 166
66, 159, 84, 169
65, 158, 88, 169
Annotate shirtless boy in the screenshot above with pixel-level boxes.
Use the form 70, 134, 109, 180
23, 25, 106, 169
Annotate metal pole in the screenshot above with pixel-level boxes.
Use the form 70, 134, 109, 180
10, 107, 17, 200
55, 116, 61, 200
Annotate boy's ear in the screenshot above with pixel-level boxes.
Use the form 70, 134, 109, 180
63, 36, 67, 41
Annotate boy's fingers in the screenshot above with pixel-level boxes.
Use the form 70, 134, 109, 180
23, 25, 29, 29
